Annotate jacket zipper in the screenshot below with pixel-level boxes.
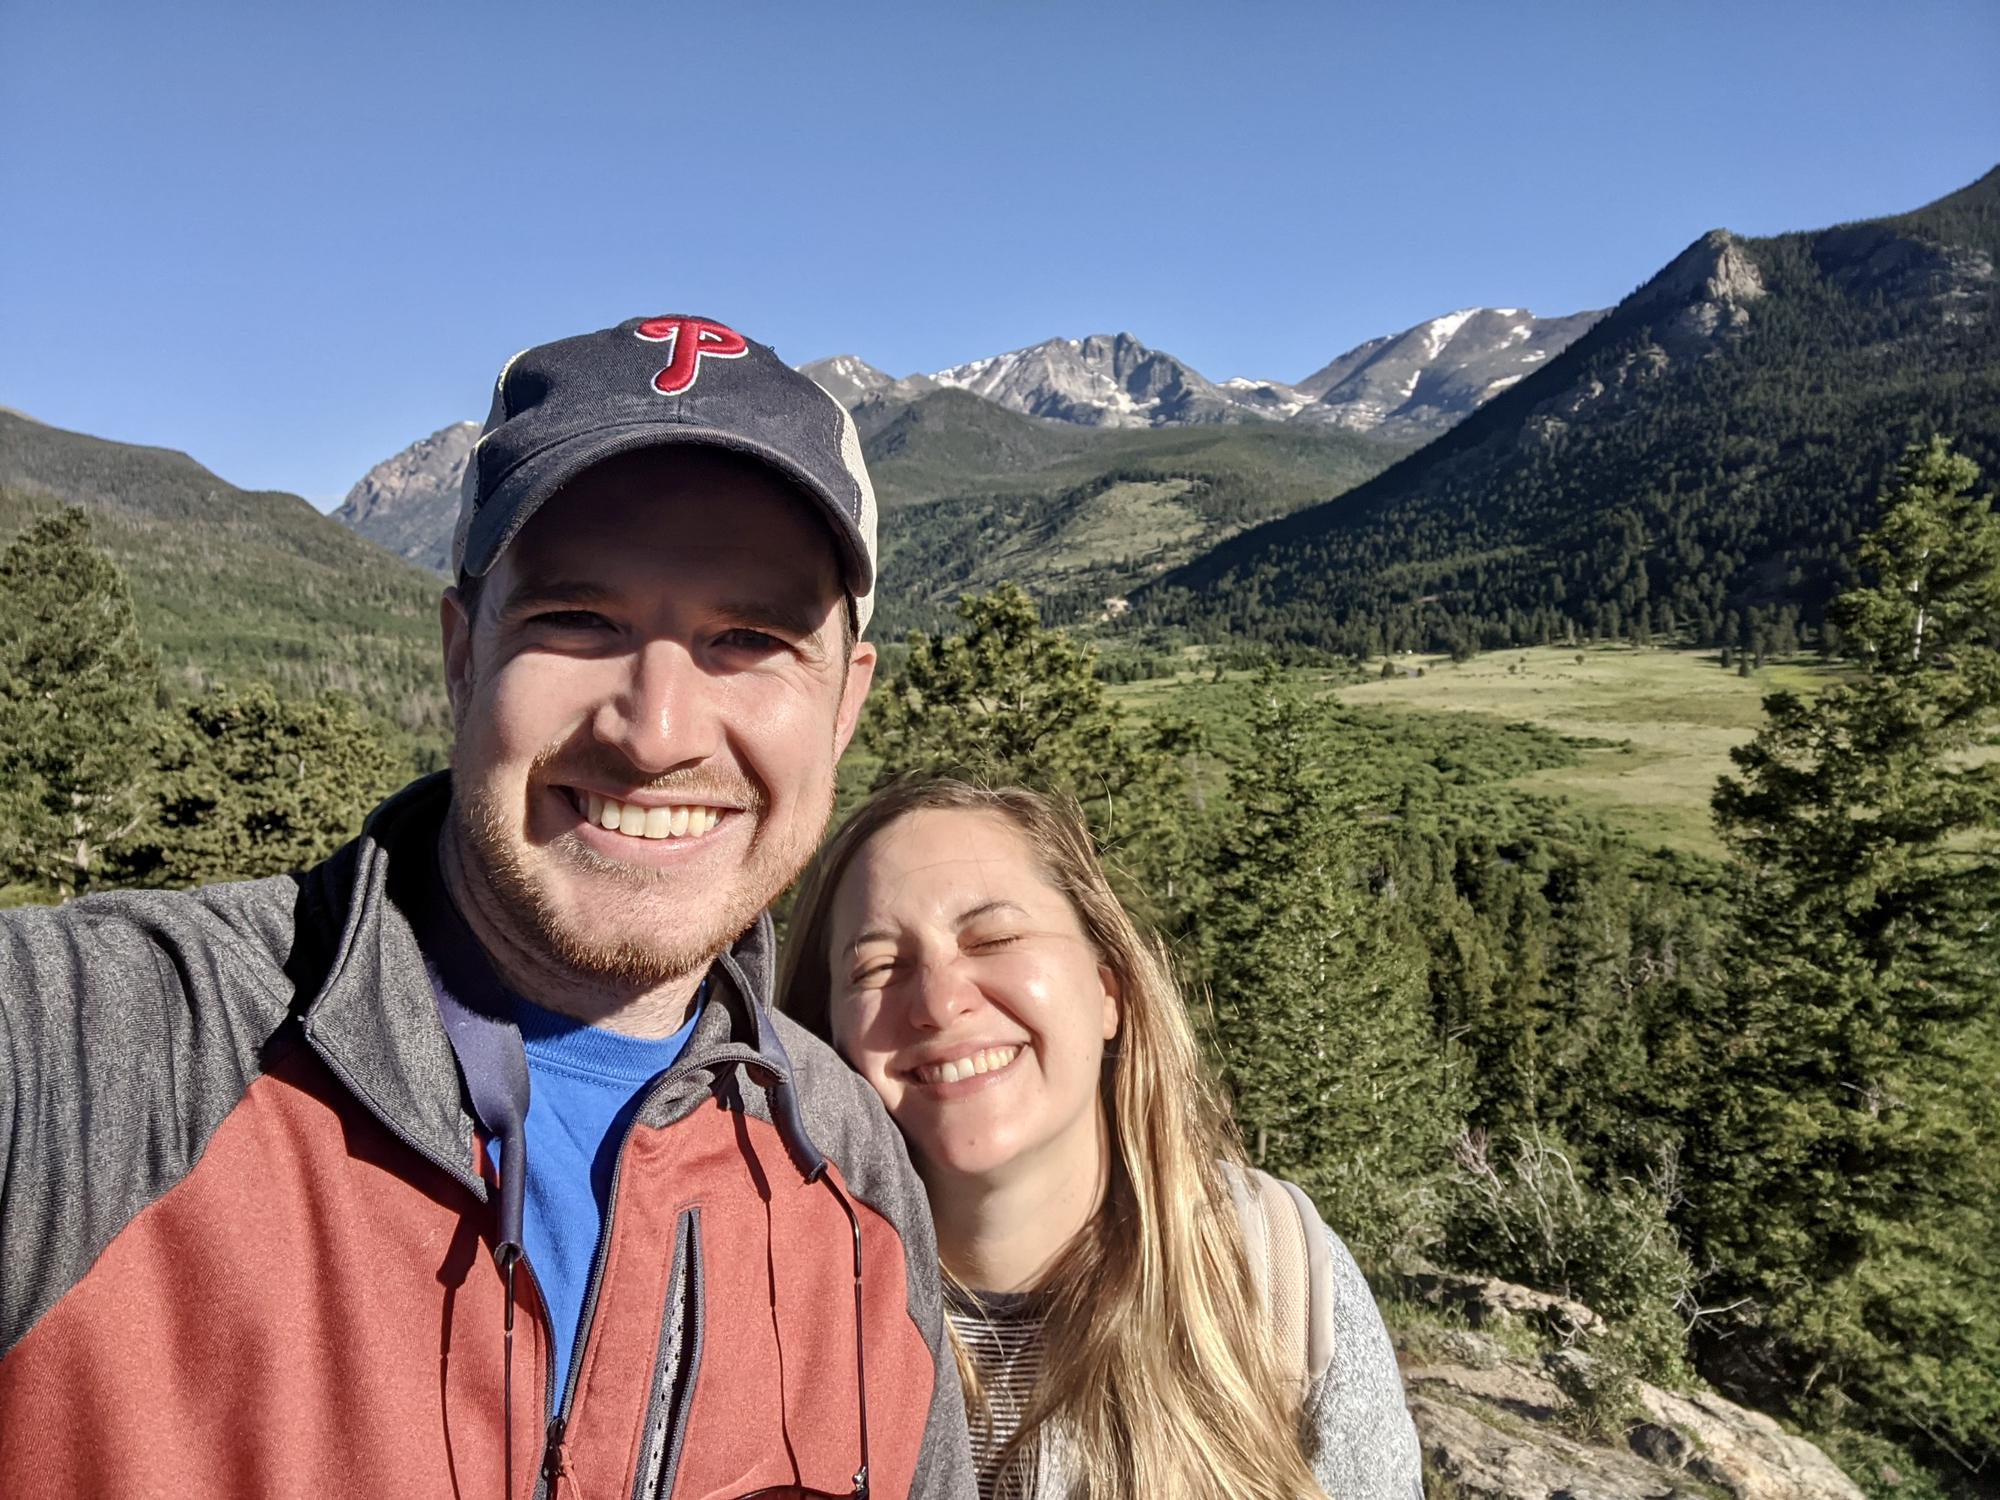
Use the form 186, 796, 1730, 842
648, 1208, 705, 1500
312, 1011, 786, 1497
308, 1019, 563, 1497
538, 1050, 777, 1494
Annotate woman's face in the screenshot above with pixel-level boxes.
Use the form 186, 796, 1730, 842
824, 807, 1121, 1188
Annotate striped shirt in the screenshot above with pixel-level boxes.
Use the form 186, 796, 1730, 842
945, 1288, 1048, 1500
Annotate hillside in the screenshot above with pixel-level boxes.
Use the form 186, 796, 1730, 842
321, 384, 1408, 635
0, 411, 448, 746
1145, 167, 2000, 656
860, 389, 1102, 505
861, 395, 1412, 634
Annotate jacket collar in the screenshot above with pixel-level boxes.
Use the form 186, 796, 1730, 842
297, 772, 791, 1198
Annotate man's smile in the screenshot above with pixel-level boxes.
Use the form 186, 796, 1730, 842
566, 787, 735, 841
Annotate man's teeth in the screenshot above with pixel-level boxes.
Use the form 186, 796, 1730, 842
582, 792, 725, 841
916, 1046, 1021, 1086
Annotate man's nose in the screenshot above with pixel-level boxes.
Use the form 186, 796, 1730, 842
592, 639, 718, 774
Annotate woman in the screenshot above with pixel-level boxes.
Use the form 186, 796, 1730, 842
778, 779, 1423, 1500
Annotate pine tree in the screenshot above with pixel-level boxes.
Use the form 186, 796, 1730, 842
863, 585, 1197, 906
1196, 668, 1459, 1265
0, 509, 159, 901
111, 685, 403, 887
1699, 438, 2000, 1468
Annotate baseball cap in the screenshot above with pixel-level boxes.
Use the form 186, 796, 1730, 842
453, 315, 879, 632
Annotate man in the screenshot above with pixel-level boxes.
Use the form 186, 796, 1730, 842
0, 316, 977, 1499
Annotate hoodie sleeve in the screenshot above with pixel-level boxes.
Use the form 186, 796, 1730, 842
1301, 1224, 1425, 1500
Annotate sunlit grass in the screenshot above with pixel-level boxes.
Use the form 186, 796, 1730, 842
1108, 645, 1845, 858
1335, 645, 1839, 856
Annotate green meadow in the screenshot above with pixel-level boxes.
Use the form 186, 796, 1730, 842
1113, 645, 1843, 858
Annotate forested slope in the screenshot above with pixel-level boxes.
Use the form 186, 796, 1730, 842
1144, 167, 2000, 657
862, 390, 1409, 634
0, 411, 447, 743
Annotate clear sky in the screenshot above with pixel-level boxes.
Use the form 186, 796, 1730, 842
2, 0, 1994, 506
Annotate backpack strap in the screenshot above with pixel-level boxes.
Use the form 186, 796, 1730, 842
1222, 1163, 1337, 1392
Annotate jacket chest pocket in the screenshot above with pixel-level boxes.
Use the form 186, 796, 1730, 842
659, 1181, 871, 1500
632, 1207, 705, 1500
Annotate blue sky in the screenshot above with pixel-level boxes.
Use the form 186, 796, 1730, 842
2, 1, 1994, 506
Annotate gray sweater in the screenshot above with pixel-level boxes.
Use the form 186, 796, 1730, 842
949, 1214, 1424, 1499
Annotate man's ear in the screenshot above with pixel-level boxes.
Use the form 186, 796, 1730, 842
832, 638, 878, 757
441, 586, 476, 727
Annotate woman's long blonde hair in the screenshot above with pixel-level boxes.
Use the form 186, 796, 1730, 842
778, 779, 1324, 1500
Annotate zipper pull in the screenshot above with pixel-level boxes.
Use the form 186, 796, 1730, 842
539, 1415, 571, 1495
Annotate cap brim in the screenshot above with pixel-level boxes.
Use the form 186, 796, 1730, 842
461, 421, 874, 602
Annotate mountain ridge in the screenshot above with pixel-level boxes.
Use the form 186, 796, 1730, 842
342, 306, 1583, 575
1143, 166, 2000, 655
798, 305, 1603, 438
0, 410, 448, 745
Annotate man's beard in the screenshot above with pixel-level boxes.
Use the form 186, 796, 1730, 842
450, 768, 827, 992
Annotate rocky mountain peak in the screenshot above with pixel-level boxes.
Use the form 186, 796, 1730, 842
930, 332, 1237, 428
331, 420, 479, 575
1291, 307, 1606, 438
798, 355, 937, 413
1636, 229, 1768, 313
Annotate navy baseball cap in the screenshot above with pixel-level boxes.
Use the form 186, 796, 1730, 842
453, 314, 879, 632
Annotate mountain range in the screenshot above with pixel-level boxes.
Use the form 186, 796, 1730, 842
1145, 166, 2000, 655
801, 307, 1601, 438
332, 307, 1597, 582
10, 166, 1992, 693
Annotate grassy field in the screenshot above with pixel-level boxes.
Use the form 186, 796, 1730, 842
1112, 644, 1842, 857
1338, 645, 1836, 856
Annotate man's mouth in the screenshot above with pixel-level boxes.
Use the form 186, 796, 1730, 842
908, 1045, 1023, 1087
571, 789, 731, 842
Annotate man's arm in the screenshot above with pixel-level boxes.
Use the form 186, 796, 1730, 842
0, 887, 298, 1359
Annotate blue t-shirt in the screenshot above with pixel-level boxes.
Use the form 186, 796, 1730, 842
413, 879, 701, 1414
493, 995, 701, 1413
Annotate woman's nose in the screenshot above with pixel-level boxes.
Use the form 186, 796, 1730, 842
905, 952, 981, 1030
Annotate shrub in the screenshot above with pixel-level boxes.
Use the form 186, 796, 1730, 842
1549, 1332, 1646, 1441
1444, 1128, 1699, 1380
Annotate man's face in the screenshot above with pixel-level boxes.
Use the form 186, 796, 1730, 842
441, 448, 877, 991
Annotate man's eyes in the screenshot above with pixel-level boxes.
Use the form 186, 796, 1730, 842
524, 609, 611, 631
715, 627, 792, 654
513, 616, 794, 655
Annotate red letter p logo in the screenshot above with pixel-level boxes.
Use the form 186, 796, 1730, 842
634, 317, 750, 395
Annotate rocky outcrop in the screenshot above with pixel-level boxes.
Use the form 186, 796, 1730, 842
1631, 1386, 1866, 1500
1396, 1275, 1864, 1500
331, 420, 477, 575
